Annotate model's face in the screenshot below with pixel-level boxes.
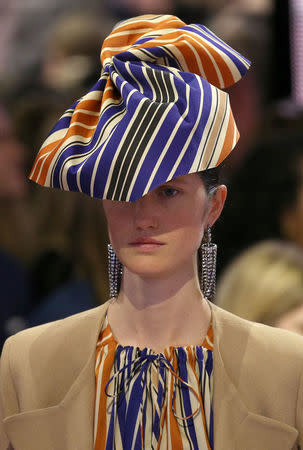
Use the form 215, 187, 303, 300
103, 173, 226, 280
275, 303, 303, 336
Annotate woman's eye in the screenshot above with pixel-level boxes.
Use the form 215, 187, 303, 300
162, 187, 179, 198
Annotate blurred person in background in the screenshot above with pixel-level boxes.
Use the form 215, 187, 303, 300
25, 189, 109, 328
0, 105, 31, 348
41, 11, 115, 101
215, 128, 303, 274
216, 240, 303, 335
0, 11, 112, 334
6, 10, 115, 125
0, 0, 113, 87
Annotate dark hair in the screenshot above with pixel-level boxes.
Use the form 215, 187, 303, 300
198, 167, 221, 194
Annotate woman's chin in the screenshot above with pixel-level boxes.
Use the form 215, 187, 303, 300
123, 260, 173, 280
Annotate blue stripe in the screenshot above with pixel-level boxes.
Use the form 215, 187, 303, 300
172, 78, 212, 178
177, 348, 200, 450
181, 24, 250, 76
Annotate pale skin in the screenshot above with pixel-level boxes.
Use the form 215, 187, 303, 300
103, 173, 227, 353
275, 303, 303, 336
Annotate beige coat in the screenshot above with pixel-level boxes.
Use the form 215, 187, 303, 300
0, 300, 303, 450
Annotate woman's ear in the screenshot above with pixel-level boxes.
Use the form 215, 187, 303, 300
207, 185, 227, 227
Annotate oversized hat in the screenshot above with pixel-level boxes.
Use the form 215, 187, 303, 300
29, 14, 251, 201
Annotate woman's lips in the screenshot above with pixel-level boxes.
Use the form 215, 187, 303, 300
129, 238, 165, 251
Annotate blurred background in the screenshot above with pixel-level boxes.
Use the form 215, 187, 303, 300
1, 0, 303, 348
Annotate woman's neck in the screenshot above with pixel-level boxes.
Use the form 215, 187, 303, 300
107, 268, 211, 352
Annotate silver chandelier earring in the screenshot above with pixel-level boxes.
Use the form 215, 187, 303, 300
107, 244, 123, 298
200, 226, 217, 301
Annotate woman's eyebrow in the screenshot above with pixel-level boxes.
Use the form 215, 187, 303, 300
165, 179, 187, 186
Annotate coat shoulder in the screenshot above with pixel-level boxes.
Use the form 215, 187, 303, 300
211, 302, 303, 359
2, 301, 110, 352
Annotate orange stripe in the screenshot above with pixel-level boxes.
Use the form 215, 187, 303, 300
202, 324, 214, 350
30, 138, 63, 184
77, 99, 101, 113
94, 345, 116, 450
71, 111, 99, 127
216, 112, 238, 166
101, 17, 186, 63
168, 357, 184, 448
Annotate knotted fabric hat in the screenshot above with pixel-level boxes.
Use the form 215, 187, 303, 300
29, 15, 251, 201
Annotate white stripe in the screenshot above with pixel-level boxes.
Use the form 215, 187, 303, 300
29, 127, 66, 181
123, 76, 177, 201
207, 94, 230, 167
102, 83, 145, 197
117, 102, 166, 198
74, 108, 100, 116
40, 128, 68, 149
69, 121, 96, 130
183, 40, 207, 79
189, 85, 219, 172
125, 61, 144, 95
141, 65, 157, 100
190, 24, 250, 68
88, 108, 126, 196
166, 76, 205, 180
142, 82, 191, 196
111, 100, 158, 199
182, 29, 241, 85
61, 99, 126, 192
32, 133, 90, 187
129, 36, 189, 72
82, 90, 103, 101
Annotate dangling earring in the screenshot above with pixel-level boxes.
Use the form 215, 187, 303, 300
107, 244, 123, 298
200, 226, 217, 301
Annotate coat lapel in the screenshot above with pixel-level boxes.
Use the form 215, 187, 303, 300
210, 302, 298, 450
210, 301, 250, 448
3, 303, 110, 450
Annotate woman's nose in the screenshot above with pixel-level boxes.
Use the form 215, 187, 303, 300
133, 194, 158, 230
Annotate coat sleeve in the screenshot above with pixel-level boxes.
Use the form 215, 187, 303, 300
0, 338, 17, 450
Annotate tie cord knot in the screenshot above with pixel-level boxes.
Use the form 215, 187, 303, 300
104, 347, 202, 422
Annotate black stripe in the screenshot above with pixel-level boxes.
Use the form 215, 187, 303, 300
119, 102, 168, 200
155, 69, 166, 102
106, 99, 152, 198
144, 67, 162, 102
146, 65, 175, 103
118, 74, 176, 200
162, 71, 176, 102
113, 100, 161, 199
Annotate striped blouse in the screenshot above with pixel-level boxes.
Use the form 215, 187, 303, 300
94, 316, 214, 449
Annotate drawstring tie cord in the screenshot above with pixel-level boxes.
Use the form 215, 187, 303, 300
104, 352, 201, 422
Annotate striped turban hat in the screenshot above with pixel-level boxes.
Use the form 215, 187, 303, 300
29, 14, 251, 201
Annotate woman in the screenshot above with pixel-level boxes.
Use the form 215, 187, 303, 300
1, 15, 302, 450
216, 239, 303, 334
